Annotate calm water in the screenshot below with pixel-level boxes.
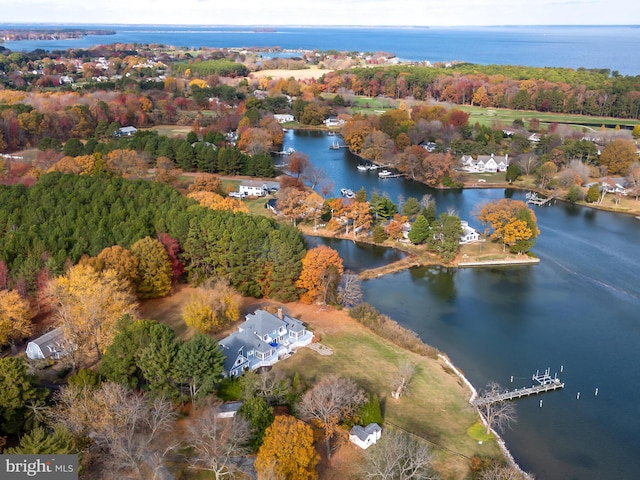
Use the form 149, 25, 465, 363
2, 24, 640, 75
289, 131, 640, 480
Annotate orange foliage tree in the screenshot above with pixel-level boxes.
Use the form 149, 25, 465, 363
478, 199, 540, 254
296, 246, 344, 304
255, 415, 319, 480
188, 191, 249, 214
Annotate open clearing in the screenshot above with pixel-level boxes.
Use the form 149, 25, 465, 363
250, 67, 333, 80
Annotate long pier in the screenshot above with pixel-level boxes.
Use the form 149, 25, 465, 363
472, 368, 564, 406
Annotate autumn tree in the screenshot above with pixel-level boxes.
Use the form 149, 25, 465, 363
288, 152, 310, 178
255, 415, 319, 480
154, 156, 182, 185
237, 127, 274, 155
385, 213, 409, 240
346, 200, 373, 239
296, 246, 344, 304
0, 289, 32, 351
599, 139, 637, 175
188, 173, 223, 194
360, 131, 395, 163
158, 232, 185, 284
47, 265, 137, 368
188, 190, 249, 213
182, 281, 240, 334
298, 375, 366, 458
276, 187, 310, 226
130, 236, 173, 299
82, 245, 140, 291
105, 149, 148, 179
478, 199, 540, 254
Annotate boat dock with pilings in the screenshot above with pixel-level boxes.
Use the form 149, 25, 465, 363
472, 368, 564, 406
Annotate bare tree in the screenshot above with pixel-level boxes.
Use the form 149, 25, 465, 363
298, 375, 366, 459
338, 272, 363, 308
50, 382, 176, 477
475, 382, 517, 435
515, 153, 540, 176
362, 429, 437, 480
187, 403, 252, 480
391, 361, 416, 399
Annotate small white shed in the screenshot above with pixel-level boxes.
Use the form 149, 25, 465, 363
349, 423, 382, 449
25, 327, 68, 360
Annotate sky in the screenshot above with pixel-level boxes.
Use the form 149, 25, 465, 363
1, 0, 638, 26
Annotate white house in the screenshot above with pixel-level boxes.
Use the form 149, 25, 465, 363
239, 181, 266, 197
219, 309, 314, 377
274, 114, 294, 123
459, 221, 480, 244
25, 327, 68, 360
324, 116, 345, 127
117, 126, 137, 137
349, 423, 382, 449
461, 154, 509, 173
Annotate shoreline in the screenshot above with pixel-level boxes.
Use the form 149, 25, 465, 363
438, 353, 533, 479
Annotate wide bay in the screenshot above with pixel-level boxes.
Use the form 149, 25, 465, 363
2, 24, 640, 75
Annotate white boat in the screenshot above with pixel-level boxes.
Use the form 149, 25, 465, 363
357, 165, 369, 171
378, 169, 393, 178
329, 141, 340, 150
340, 188, 355, 198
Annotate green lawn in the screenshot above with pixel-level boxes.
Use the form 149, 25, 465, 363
272, 327, 501, 479
457, 105, 640, 130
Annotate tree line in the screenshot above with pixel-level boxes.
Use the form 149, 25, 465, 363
321, 64, 640, 119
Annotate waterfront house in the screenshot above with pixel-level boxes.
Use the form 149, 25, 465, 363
25, 327, 68, 360
459, 221, 480, 244
274, 114, 294, 123
460, 153, 509, 173
349, 423, 382, 449
219, 309, 313, 377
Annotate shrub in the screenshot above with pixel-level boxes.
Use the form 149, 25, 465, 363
349, 303, 439, 359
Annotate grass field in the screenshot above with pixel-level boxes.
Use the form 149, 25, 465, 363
271, 303, 503, 479
457, 105, 640, 130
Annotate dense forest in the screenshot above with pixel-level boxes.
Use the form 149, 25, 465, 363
0, 172, 305, 298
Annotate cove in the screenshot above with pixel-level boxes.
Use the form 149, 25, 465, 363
287, 130, 640, 479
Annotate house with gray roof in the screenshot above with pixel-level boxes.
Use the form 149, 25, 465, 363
25, 327, 69, 360
219, 309, 313, 377
349, 423, 382, 449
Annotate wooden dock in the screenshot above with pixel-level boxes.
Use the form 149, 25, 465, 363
472, 368, 564, 406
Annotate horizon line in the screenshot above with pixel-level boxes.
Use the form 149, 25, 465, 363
2, 22, 639, 28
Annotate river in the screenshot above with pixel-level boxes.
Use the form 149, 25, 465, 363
286, 130, 640, 480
